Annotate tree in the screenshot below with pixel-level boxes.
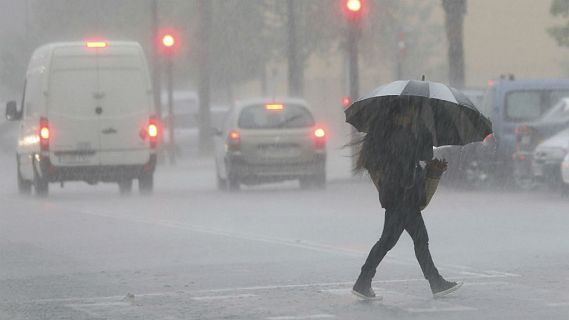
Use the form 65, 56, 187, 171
442, 0, 466, 88
356, 0, 445, 82
548, 0, 569, 46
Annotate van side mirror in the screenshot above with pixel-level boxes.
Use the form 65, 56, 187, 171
5, 101, 21, 121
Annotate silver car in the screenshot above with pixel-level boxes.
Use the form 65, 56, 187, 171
213, 98, 327, 190
532, 127, 569, 188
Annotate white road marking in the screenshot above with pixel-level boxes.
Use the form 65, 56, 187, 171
546, 302, 569, 307
267, 314, 336, 320
191, 293, 257, 301
406, 306, 476, 313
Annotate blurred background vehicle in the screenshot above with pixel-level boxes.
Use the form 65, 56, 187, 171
161, 90, 229, 159
213, 98, 327, 191
513, 98, 569, 190
531, 128, 569, 190
438, 77, 569, 189
561, 152, 569, 195
7, 41, 158, 196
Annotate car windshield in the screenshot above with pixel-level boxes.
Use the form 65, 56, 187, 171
238, 104, 314, 129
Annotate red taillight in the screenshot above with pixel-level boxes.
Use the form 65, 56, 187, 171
227, 130, 240, 151
313, 127, 326, 149
39, 117, 49, 151
228, 130, 240, 141
148, 123, 158, 138
140, 116, 160, 148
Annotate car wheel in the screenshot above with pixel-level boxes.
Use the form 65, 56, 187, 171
464, 160, 491, 189
33, 169, 49, 197
139, 173, 154, 195
228, 175, 240, 191
17, 158, 32, 195
118, 179, 133, 195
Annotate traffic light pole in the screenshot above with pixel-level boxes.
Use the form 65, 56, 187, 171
166, 56, 175, 165
347, 19, 360, 171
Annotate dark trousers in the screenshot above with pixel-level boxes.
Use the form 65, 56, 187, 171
360, 206, 441, 281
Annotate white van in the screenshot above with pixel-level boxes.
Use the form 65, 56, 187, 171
5, 41, 159, 196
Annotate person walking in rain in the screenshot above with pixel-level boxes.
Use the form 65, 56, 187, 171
352, 99, 463, 300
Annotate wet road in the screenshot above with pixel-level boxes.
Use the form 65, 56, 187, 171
0, 151, 568, 320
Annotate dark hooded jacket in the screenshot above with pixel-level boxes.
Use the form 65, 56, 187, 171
365, 124, 433, 209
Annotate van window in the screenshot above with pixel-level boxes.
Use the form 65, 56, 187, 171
238, 104, 314, 129
505, 91, 543, 122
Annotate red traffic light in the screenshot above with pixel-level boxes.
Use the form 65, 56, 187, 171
342, 96, 352, 108
162, 34, 175, 48
157, 29, 180, 55
346, 0, 362, 12
342, 0, 364, 21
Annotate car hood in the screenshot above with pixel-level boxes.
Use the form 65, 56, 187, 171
535, 128, 569, 150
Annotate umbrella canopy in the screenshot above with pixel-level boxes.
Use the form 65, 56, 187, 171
345, 80, 493, 147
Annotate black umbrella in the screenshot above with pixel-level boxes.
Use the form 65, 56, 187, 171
345, 80, 493, 146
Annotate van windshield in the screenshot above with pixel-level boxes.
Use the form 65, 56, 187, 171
540, 100, 569, 123
505, 90, 569, 122
238, 104, 314, 129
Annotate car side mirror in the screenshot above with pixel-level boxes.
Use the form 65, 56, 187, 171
5, 101, 20, 121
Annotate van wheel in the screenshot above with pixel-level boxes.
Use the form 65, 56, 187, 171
17, 159, 32, 195
118, 180, 133, 195
139, 173, 154, 195
33, 170, 49, 197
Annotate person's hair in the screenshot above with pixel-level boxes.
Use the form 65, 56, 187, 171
352, 98, 420, 173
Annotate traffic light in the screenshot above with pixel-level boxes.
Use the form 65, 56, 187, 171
342, 96, 352, 108
157, 29, 180, 55
343, 0, 364, 21
162, 34, 175, 48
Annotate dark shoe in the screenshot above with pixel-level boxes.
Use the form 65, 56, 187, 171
352, 285, 382, 300
352, 275, 382, 300
430, 278, 463, 298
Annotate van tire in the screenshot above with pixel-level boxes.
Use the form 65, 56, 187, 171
118, 180, 133, 195
33, 170, 49, 197
139, 173, 154, 195
17, 158, 32, 195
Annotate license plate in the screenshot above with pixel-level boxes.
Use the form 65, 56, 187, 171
259, 145, 298, 157
56, 153, 94, 164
